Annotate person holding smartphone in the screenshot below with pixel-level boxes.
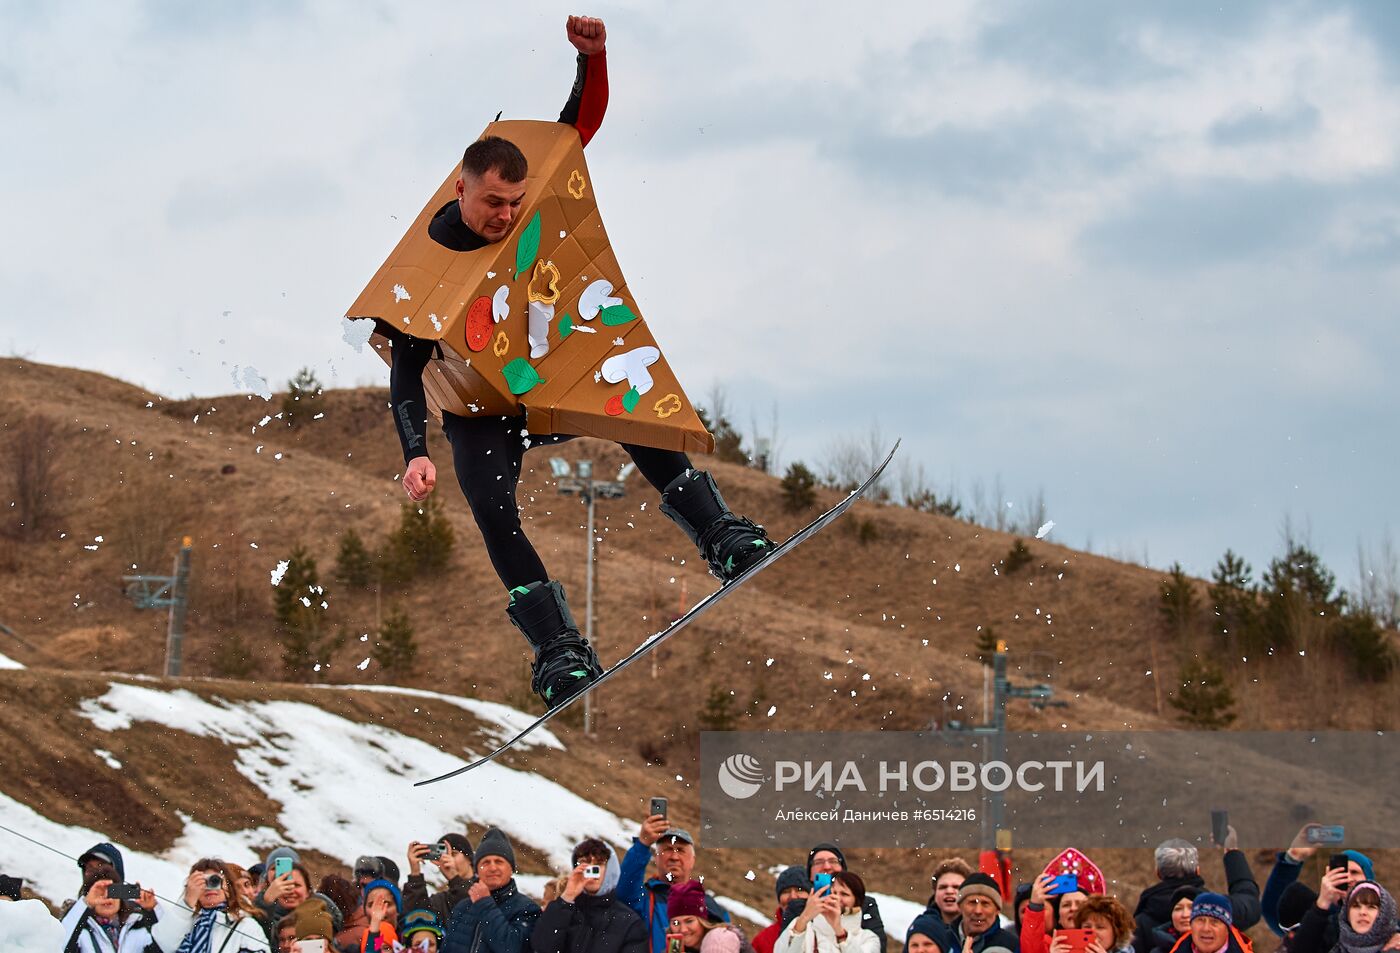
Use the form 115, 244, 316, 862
150, 858, 272, 952
1131, 837, 1259, 953
58, 863, 159, 953
1261, 823, 1376, 940
256, 861, 314, 929
665, 881, 749, 953
776, 871, 881, 953
1287, 872, 1400, 953
532, 838, 648, 953
616, 813, 733, 953
405, 834, 477, 934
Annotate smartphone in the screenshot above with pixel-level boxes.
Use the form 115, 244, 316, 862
1328, 854, 1350, 871
107, 882, 141, 901
666, 934, 684, 953
584, 864, 602, 879
1047, 874, 1078, 895
1307, 826, 1345, 846
295, 940, 328, 953
650, 797, 668, 819
1210, 809, 1229, 847
425, 843, 446, 861
813, 872, 834, 892
1054, 929, 1096, 953
274, 857, 294, 878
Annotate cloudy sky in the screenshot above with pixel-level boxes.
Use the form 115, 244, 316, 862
4, 0, 1396, 585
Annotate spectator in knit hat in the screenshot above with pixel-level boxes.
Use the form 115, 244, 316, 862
532, 837, 647, 953
806, 843, 887, 953
1273, 882, 1321, 953
776, 870, 880, 953
1291, 877, 1398, 953
407, 834, 477, 933
444, 827, 540, 953
668, 880, 749, 953
1261, 825, 1374, 939
947, 873, 1017, 953
1160, 893, 1248, 953
1132, 836, 1258, 953
293, 896, 337, 942
362, 878, 405, 951
404, 908, 447, 952
754, 867, 811, 953
257, 861, 315, 929
617, 814, 732, 953
1145, 885, 1202, 953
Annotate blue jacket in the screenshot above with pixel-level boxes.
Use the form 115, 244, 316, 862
444, 878, 541, 953
615, 839, 730, 953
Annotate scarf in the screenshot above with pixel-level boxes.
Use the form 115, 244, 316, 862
176, 903, 228, 953
92, 914, 121, 949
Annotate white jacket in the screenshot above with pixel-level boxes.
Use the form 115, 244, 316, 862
58, 898, 155, 953
776, 912, 881, 953
150, 900, 273, 953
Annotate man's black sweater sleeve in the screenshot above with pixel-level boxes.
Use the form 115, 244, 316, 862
389, 331, 434, 464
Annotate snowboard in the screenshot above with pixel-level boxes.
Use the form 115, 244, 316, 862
415, 440, 900, 785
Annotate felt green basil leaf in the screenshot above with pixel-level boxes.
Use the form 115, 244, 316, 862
502, 357, 545, 395
515, 211, 541, 279
557, 313, 574, 339
622, 386, 640, 413
599, 303, 638, 326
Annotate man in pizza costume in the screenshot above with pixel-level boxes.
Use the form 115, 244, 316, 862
353, 15, 772, 708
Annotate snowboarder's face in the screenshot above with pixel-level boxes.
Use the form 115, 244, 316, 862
457, 168, 527, 243
1190, 915, 1228, 953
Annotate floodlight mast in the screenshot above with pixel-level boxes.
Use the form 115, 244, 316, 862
551, 458, 631, 734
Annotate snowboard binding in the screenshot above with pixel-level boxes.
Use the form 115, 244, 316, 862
660, 469, 773, 582
507, 580, 602, 707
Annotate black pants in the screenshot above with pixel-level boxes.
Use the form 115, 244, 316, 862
441, 412, 692, 591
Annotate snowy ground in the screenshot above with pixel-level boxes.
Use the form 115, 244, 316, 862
0, 651, 24, 670
3, 679, 634, 909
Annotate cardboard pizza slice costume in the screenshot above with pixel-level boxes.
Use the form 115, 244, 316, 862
346, 119, 713, 454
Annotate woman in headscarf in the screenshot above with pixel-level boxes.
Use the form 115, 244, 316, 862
1292, 876, 1399, 953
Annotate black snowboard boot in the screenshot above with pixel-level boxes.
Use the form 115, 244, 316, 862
660, 469, 773, 582
506, 580, 602, 707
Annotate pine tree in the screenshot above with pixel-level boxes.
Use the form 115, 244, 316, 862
1002, 540, 1033, 574
335, 528, 374, 589
383, 496, 455, 584
1257, 542, 1341, 653
696, 407, 747, 466
1330, 609, 1397, 682
1207, 550, 1255, 647
1159, 562, 1197, 637
780, 462, 818, 513
698, 684, 737, 731
281, 367, 324, 427
1170, 659, 1237, 729
275, 545, 330, 680
373, 606, 419, 678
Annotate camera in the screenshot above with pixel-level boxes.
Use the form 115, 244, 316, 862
584, 865, 602, 879
108, 883, 141, 901
205, 874, 223, 890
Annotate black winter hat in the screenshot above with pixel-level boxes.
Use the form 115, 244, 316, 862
440, 833, 475, 863
806, 843, 847, 876
476, 828, 516, 870
78, 843, 125, 884
959, 873, 1003, 909
1278, 882, 1319, 931
776, 866, 811, 901
377, 857, 401, 885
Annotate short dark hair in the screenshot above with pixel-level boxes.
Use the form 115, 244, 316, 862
572, 838, 609, 866
834, 870, 866, 910
463, 136, 528, 182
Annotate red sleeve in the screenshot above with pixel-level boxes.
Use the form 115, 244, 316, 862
558, 51, 609, 146
1021, 907, 1048, 953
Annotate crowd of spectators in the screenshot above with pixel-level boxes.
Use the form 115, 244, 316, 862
3, 819, 1393, 953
